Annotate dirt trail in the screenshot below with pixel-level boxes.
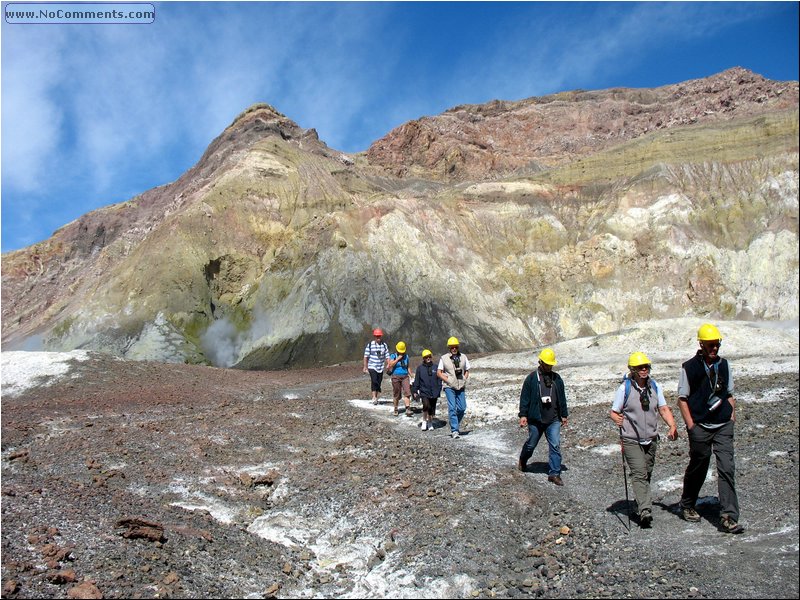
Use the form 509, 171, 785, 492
2, 352, 798, 599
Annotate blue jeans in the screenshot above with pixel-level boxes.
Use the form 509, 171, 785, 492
444, 387, 466, 433
520, 420, 562, 476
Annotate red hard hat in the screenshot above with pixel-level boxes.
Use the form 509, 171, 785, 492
372, 328, 383, 336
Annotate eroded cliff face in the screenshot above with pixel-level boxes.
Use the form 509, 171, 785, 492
2, 73, 798, 369
366, 67, 799, 181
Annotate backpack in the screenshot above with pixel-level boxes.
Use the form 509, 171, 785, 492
387, 353, 407, 376
622, 374, 660, 409
368, 340, 387, 359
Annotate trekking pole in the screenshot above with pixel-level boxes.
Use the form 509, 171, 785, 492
619, 428, 631, 533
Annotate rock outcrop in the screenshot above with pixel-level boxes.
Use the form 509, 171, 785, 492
366, 67, 799, 181
2, 71, 798, 368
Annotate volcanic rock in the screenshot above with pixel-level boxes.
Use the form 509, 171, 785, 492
1, 70, 797, 369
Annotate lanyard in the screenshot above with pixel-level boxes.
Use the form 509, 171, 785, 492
703, 360, 719, 392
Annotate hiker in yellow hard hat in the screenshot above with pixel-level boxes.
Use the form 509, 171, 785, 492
677, 323, 743, 534
609, 352, 678, 528
411, 349, 443, 431
436, 336, 471, 439
518, 348, 569, 486
388, 341, 412, 417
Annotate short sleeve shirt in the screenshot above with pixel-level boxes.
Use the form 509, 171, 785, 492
364, 341, 389, 372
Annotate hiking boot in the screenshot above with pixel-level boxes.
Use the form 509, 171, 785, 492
393, 409, 399, 416
451, 431, 461, 439
406, 408, 414, 417
720, 516, 744, 534
518, 459, 527, 472
548, 475, 564, 486
372, 399, 379, 405
639, 510, 652, 528
681, 507, 701, 522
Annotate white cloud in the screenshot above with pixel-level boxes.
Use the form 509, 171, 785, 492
1, 3, 399, 250
444, 3, 778, 104
1, 29, 68, 192
0, 2, 793, 252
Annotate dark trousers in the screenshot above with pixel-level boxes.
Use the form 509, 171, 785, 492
680, 420, 740, 521
368, 369, 384, 392
421, 396, 438, 416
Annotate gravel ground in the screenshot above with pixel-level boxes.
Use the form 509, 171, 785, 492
2, 320, 798, 599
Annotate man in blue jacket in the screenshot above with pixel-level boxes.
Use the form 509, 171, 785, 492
518, 348, 569, 486
411, 349, 443, 431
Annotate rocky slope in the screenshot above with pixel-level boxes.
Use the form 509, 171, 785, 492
1, 70, 798, 369
366, 67, 799, 181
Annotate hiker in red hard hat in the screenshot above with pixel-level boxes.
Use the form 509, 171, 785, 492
363, 328, 390, 405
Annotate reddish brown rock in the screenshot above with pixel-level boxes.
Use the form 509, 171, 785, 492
115, 517, 166, 543
2, 579, 19, 595
367, 67, 799, 181
67, 581, 103, 599
47, 569, 78, 584
8, 449, 29, 462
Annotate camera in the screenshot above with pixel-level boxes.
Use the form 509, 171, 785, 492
639, 388, 651, 411
707, 394, 723, 411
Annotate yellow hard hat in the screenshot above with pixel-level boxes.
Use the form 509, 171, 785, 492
628, 351, 651, 368
697, 323, 722, 341
538, 348, 557, 366
421, 349, 432, 358
447, 336, 460, 347
396, 341, 407, 353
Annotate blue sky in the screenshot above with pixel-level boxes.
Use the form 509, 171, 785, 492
1, 1, 798, 253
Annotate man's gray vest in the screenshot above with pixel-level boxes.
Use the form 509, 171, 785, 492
440, 354, 467, 391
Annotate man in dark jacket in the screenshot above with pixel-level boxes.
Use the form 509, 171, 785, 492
411, 349, 443, 431
677, 323, 743, 534
518, 348, 569, 486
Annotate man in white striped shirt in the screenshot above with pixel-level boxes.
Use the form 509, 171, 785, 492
363, 328, 390, 405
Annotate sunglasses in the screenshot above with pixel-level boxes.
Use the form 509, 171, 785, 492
703, 341, 721, 348
635, 364, 651, 371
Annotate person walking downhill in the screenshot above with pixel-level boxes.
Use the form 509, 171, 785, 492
411, 349, 443, 431
363, 328, 390, 405
677, 323, 743, 534
518, 348, 569, 486
388, 341, 412, 417
609, 352, 678, 528
437, 337, 470, 439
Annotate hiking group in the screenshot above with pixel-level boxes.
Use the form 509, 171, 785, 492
364, 323, 743, 534
363, 329, 468, 438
